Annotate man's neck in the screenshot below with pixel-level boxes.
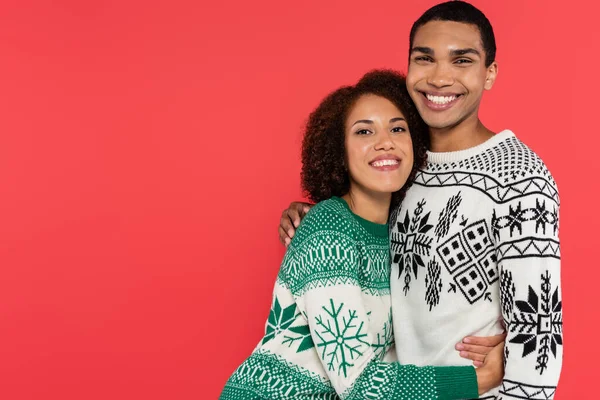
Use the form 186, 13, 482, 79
429, 117, 495, 153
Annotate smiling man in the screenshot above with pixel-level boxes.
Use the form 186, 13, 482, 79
279, 2, 563, 399
388, 2, 562, 399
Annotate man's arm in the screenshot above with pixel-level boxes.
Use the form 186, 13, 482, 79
495, 188, 562, 398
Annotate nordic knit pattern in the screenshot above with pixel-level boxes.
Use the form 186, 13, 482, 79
390, 130, 562, 399
221, 197, 479, 400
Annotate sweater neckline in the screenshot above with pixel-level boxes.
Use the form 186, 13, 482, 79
426, 130, 514, 164
331, 197, 389, 238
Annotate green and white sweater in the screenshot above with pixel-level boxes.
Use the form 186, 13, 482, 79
221, 197, 479, 400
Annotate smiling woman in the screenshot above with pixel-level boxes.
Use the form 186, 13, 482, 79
218, 70, 505, 400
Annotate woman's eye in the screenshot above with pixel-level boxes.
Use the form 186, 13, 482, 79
356, 129, 371, 135
391, 127, 406, 133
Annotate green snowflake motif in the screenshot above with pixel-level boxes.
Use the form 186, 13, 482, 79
262, 297, 297, 345
282, 323, 315, 353
370, 309, 394, 359
315, 299, 369, 377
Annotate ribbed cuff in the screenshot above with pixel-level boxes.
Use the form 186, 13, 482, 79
433, 366, 478, 400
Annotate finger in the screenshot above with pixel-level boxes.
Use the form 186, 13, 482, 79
280, 213, 296, 239
456, 342, 493, 355
287, 207, 302, 229
473, 360, 484, 368
459, 351, 485, 362
462, 333, 507, 347
279, 226, 291, 246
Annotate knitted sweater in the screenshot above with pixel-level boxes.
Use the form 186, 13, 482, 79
221, 196, 479, 400
390, 130, 562, 399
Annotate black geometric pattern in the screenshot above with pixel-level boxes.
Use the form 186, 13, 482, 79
436, 219, 497, 304
425, 258, 442, 311
491, 199, 558, 241
496, 238, 560, 262
419, 135, 559, 204
391, 199, 434, 294
435, 191, 462, 241
414, 171, 558, 204
499, 379, 556, 399
507, 271, 563, 375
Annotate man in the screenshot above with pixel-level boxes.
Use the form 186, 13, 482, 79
279, 2, 562, 399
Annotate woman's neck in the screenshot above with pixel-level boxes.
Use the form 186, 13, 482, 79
342, 189, 390, 224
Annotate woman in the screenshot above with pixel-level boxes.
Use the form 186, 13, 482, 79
220, 70, 503, 399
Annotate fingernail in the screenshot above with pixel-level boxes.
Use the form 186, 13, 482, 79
294, 220, 299, 228
463, 337, 472, 343
285, 238, 290, 246
288, 230, 294, 238
304, 206, 310, 213
456, 343, 464, 350
459, 351, 467, 357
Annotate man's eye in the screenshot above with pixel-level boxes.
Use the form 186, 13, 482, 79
455, 58, 473, 64
415, 56, 432, 62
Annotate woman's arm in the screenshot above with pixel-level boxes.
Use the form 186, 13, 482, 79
284, 221, 503, 400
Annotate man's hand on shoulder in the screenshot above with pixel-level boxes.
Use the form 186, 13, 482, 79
279, 202, 313, 246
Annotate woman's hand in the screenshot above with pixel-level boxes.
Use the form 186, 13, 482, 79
474, 340, 505, 395
456, 332, 507, 367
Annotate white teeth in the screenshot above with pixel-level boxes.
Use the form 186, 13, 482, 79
371, 159, 399, 167
426, 94, 457, 104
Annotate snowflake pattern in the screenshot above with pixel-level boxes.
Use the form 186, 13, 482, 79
314, 299, 369, 377
508, 271, 563, 375
391, 199, 434, 294
370, 308, 394, 359
263, 296, 298, 344
282, 321, 315, 353
492, 199, 558, 240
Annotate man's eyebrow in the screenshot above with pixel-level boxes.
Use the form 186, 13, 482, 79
411, 46, 433, 55
450, 48, 481, 57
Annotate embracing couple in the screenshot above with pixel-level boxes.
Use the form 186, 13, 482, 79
220, 1, 562, 399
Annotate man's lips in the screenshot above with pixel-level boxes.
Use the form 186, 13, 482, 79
419, 91, 463, 110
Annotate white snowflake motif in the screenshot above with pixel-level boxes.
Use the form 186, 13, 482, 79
314, 299, 369, 377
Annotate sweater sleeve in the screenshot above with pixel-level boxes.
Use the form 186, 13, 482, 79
284, 223, 479, 400
493, 176, 563, 398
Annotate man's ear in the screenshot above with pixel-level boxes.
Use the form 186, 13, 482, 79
484, 61, 498, 90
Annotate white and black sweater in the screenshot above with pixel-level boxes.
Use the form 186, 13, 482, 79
390, 130, 562, 399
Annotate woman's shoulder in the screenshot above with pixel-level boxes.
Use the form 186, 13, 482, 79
291, 197, 357, 245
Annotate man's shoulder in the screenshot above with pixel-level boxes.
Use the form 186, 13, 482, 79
471, 130, 556, 187
502, 131, 555, 178
489, 130, 559, 203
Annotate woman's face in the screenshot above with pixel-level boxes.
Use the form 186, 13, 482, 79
344, 94, 414, 197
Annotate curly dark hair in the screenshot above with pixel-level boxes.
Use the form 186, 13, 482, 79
301, 69, 429, 210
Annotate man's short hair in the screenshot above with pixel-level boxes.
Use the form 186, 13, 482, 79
409, 1, 496, 67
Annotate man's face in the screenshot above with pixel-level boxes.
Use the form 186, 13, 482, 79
406, 20, 497, 130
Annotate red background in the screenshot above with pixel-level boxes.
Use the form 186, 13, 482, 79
0, 0, 596, 398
